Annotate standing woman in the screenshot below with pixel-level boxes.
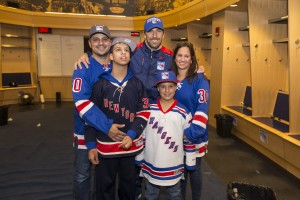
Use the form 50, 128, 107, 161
171, 42, 210, 200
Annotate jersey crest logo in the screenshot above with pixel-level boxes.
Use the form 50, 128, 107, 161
157, 61, 165, 70
176, 82, 183, 90
103, 66, 110, 71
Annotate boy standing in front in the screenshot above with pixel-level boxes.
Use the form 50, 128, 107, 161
137, 71, 195, 200
85, 37, 150, 200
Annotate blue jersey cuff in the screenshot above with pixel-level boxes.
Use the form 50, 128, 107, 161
103, 119, 114, 135
127, 130, 137, 140
86, 142, 97, 150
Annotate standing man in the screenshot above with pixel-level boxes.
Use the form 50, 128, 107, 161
130, 16, 173, 100
72, 25, 125, 200
131, 16, 173, 199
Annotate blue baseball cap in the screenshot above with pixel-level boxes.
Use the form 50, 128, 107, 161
155, 71, 177, 86
144, 16, 164, 32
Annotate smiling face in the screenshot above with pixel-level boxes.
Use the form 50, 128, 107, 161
157, 82, 177, 102
109, 43, 131, 66
89, 33, 111, 57
144, 28, 165, 50
175, 46, 192, 71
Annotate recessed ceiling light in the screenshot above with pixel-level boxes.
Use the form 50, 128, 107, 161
196, 18, 201, 21
230, 4, 238, 7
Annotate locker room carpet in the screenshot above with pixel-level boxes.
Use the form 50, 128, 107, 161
0, 103, 227, 200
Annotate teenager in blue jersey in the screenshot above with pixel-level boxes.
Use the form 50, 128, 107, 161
72, 25, 126, 200
74, 16, 173, 199
171, 42, 210, 200
85, 37, 150, 200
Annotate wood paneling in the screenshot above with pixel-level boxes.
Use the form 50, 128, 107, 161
187, 23, 212, 78
289, 0, 300, 133
248, 0, 288, 116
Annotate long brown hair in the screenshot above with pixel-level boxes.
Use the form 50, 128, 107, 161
171, 42, 198, 83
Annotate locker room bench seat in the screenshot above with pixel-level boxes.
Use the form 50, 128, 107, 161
221, 104, 300, 180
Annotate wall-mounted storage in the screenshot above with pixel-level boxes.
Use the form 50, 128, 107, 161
211, 0, 300, 180
238, 25, 250, 47
170, 37, 188, 41
187, 23, 212, 78
0, 23, 37, 105
198, 32, 212, 51
268, 15, 288, 44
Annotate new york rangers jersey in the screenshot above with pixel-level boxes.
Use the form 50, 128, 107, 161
140, 99, 193, 186
175, 73, 210, 157
72, 56, 112, 149
84, 69, 150, 158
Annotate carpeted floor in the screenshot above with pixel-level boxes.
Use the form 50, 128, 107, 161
0, 105, 226, 200
0, 107, 74, 200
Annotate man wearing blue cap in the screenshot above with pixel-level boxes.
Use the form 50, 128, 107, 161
130, 16, 173, 100
130, 16, 174, 199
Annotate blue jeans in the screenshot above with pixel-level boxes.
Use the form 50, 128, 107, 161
73, 138, 92, 200
145, 178, 182, 200
181, 157, 202, 200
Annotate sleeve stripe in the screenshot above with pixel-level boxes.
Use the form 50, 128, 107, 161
193, 120, 206, 129
193, 115, 208, 124
136, 110, 151, 121
193, 112, 208, 129
75, 100, 94, 117
195, 111, 208, 119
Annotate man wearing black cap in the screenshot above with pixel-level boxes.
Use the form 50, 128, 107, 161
72, 25, 126, 200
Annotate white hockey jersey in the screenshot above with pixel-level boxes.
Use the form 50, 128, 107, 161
139, 99, 194, 186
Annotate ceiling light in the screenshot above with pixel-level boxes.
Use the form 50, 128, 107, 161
230, 4, 238, 7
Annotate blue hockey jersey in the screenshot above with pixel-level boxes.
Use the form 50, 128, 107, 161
72, 56, 112, 149
175, 73, 210, 157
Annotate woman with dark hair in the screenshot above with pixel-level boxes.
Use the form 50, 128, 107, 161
171, 42, 210, 200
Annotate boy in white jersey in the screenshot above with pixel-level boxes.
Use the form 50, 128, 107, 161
136, 71, 195, 200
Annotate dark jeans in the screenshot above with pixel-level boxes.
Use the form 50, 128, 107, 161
73, 138, 92, 200
95, 156, 136, 200
181, 157, 202, 200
